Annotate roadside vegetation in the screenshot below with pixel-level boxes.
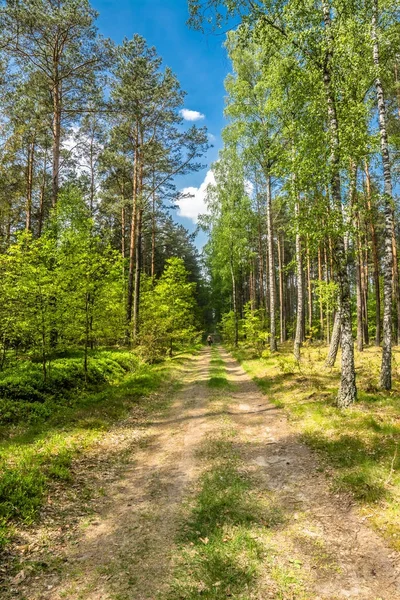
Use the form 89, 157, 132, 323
0, 345, 200, 550
231, 343, 400, 551
169, 346, 309, 599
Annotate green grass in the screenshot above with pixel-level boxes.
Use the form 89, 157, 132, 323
168, 430, 281, 599
166, 352, 296, 600
231, 342, 400, 549
0, 347, 195, 549
207, 347, 230, 389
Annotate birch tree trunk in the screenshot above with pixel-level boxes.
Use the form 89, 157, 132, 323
322, 0, 356, 406
230, 254, 239, 347
372, 0, 394, 389
318, 245, 324, 340
306, 238, 312, 339
266, 174, 277, 351
294, 201, 303, 361
326, 309, 341, 367
356, 236, 364, 352
365, 162, 381, 345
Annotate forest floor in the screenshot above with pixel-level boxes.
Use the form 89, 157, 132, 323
1, 346, 400, 600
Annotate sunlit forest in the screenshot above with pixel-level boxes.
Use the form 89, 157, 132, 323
1, 1, 400, 598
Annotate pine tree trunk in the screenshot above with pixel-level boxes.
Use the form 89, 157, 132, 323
324, 242, 331, 344
26, 139, 35, 232
356, 238, 364, 352
127, 127, 139, 339
277, 233, 286, 343
151, 191, 156, 281
362, 231, 369, 345
318, 245, 324, 340
89, 135, 95, 217
133, 207, 143, 341
392, 230, 400, 345
38, 149, 47, 237
266, 174, 277, 351
372, 0, 394, 389
294, 201, 303, 361
365, 161, 381, 345
52, 78, 62, 207
322, 0, 356, 406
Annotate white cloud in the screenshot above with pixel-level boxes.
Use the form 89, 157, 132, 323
177, 170, 215, 223
208, 133, 217, 143
180, 108, 205, 121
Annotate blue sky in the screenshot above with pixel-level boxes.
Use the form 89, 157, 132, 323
92, 0, 230, 245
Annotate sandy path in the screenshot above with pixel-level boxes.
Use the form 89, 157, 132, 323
6, 347, 400, 600
14, 350, 212, 600
219, 348, 400, 600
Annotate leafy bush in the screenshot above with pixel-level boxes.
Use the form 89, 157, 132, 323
0, 350, 139, 425
0, 466, 46, 524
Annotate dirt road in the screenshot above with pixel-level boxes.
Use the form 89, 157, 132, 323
5, 348, 400, 599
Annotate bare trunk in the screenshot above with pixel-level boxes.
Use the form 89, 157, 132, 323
38, 150, 48, 237
52, 78, 61, 207
266, 174, 277, 351
294, 201, 303, 361
257, 194, 265, 311
365, 161, 381, 345
133, 207, 143, 342
322, 0, 356, 406
362, 231, 369, 345
306, 238, 312, 339
151, 190, 156, 281
318, 245, 324, 340
372, 0, 394, 389
324, 242, 331, 344
126, 126, 139, 338
277, 233, 286, 343
326, 309, 341, 367
133, 131, 144, 342
89, 135, 95, 216
26, 139, 35, 232
356, 237, 364, 352
121, 205, 126, 260
230, 256, 239, 347
394, 61, 400, 120
392, 231, 400, 345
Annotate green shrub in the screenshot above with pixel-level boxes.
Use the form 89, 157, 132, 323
0, 466, 46, 525
0, 350, 139, 426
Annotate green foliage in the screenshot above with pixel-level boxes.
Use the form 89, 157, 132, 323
140, 258, 199, 361
242, 302, 268, 354
220, 311, 239, 345
0, 188, 126, 375
0, 347, 181, 548
0, 350, 139, 427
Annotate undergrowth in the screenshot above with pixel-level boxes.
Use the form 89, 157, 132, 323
231, 342, 400, 550
0, 346, 199, 549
